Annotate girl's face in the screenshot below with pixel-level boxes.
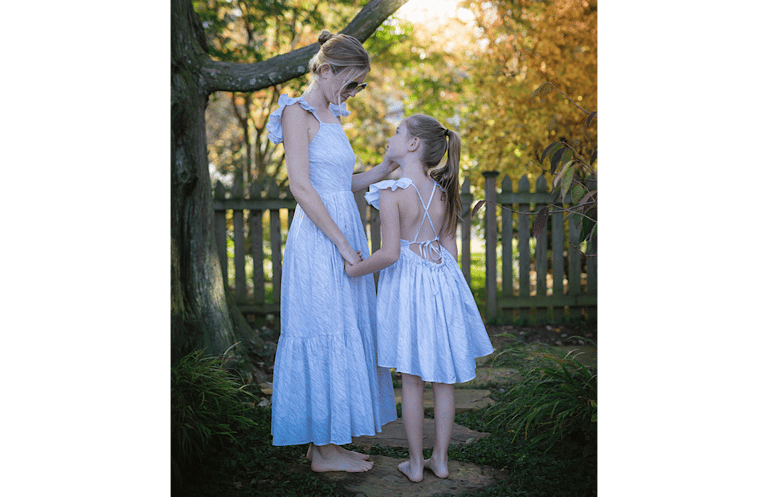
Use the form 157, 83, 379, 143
385, 120, 412, 160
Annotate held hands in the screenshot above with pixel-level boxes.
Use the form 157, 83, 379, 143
343, 250, 364, 277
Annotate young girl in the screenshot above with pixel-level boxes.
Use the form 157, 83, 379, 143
345, 114, 494, 482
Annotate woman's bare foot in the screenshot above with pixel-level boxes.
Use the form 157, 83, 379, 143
306, 443, 370, 461
309, 444, 374, 473
424, 457, 449, 479
397, 460, 424, 483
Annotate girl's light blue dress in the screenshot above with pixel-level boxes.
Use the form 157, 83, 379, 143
365, 178, 495, 384
266, 95, 396, 446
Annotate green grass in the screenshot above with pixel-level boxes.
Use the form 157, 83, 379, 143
174, 340, 597, 497
174, 406, 349, 497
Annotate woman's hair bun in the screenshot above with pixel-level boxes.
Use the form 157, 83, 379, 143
318, 30, 333, 45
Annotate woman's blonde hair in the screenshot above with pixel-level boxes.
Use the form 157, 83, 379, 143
308, 30, 370, 97
404, 114, 462, 237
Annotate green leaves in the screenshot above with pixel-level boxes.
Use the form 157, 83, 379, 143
579, 207, 597, 244
541, 141, 574, 179
570, 182, 587, 205
530, 82, 554, 103
484, 343, 597, 452
471, 199, 486, 220
172, 349, 256, 483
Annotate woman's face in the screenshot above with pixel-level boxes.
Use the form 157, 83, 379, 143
324, 67, 368, 104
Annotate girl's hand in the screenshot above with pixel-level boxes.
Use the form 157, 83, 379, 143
343, 250, 363, 277
344, 259, 355, 277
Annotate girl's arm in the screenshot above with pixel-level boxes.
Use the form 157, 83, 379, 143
345, 190, 401, 277
282, 104, 360, 265
351, 157, 398, 193
440, 224, 459, 261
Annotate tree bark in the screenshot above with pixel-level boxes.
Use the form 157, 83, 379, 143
171, 0, 408, 366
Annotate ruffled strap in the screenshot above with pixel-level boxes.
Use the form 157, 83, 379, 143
267, 95, 351, 144
364, 177, 414, 210
329, 102, 351, 118
266, 95, 318, 144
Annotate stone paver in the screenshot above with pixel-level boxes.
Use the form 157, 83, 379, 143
285, 367, 559, 495
279, 346, 595, 496
392, 388, 495, 413
292, 454, 508, 497
352, 418, 490, 448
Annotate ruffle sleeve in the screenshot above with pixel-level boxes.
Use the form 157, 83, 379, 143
329, 102, 351, 118
266, 95, 317, 144
364, 177, 414, 210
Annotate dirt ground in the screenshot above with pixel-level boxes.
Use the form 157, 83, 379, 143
484, 321, 597, 349
249, 320, 596, 382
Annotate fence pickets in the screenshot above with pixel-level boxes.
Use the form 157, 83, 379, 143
213, 172, 596, 324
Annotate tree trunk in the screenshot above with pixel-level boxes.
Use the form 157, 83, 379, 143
171, 0, 408, 366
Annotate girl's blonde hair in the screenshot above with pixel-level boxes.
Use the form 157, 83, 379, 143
308, 30, 370, 100
404, 114, 462, 236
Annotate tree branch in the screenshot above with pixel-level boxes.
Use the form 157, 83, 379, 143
201, 0, 409, 93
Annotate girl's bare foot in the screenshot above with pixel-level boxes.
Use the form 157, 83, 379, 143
309, 444, 374, 473
306, 443, 370, 461
424, 457, 449, 479
397, 460, 424, 483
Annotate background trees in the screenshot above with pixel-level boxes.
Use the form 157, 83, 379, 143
203, 0, 597, 195
171, 0, 408, 365
197, 0, 376, 189
459, 0, 597, 182
175, 0, 598, 363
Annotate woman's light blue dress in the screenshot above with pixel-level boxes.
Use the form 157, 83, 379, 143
365, 178, 495, 384
266, 95, 396, 446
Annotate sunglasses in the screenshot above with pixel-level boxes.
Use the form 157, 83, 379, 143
343, 81, 367, 93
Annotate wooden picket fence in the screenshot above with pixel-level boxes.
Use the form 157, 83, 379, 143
212, 172, 596, 324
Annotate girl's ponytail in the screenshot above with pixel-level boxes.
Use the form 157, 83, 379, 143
404, 114, 462, 237
434, 129, 461, 236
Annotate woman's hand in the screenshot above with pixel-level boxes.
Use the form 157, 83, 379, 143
382, 155, 400, 176
340, 247, 363, 267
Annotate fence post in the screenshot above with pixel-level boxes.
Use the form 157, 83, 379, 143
500, 175, 513, 302
551, 191, 565, 322
214, 181, 229, 284
482, 171, 499, 321
232, 176, 246, 302
517, 175, 531, 320
585, 174, 597, 320
534, 174, 549, 322
249, 180, 265, 305
460, 178, 473, 285
268, 180, 282, 305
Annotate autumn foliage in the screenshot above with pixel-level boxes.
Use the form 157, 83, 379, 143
459, 0, 597, 182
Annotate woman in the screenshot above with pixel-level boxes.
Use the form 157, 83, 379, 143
266, 30, 397, 473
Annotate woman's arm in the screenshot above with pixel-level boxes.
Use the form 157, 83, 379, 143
346, 190, 401, 277
282, 103, 360, 265
351, 157, 398, 193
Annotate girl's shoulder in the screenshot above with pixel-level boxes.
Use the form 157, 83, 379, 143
364, 177, 414, 210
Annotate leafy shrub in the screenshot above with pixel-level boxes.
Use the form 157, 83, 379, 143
171, 348, 256, 484
487, 342, 596, 451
